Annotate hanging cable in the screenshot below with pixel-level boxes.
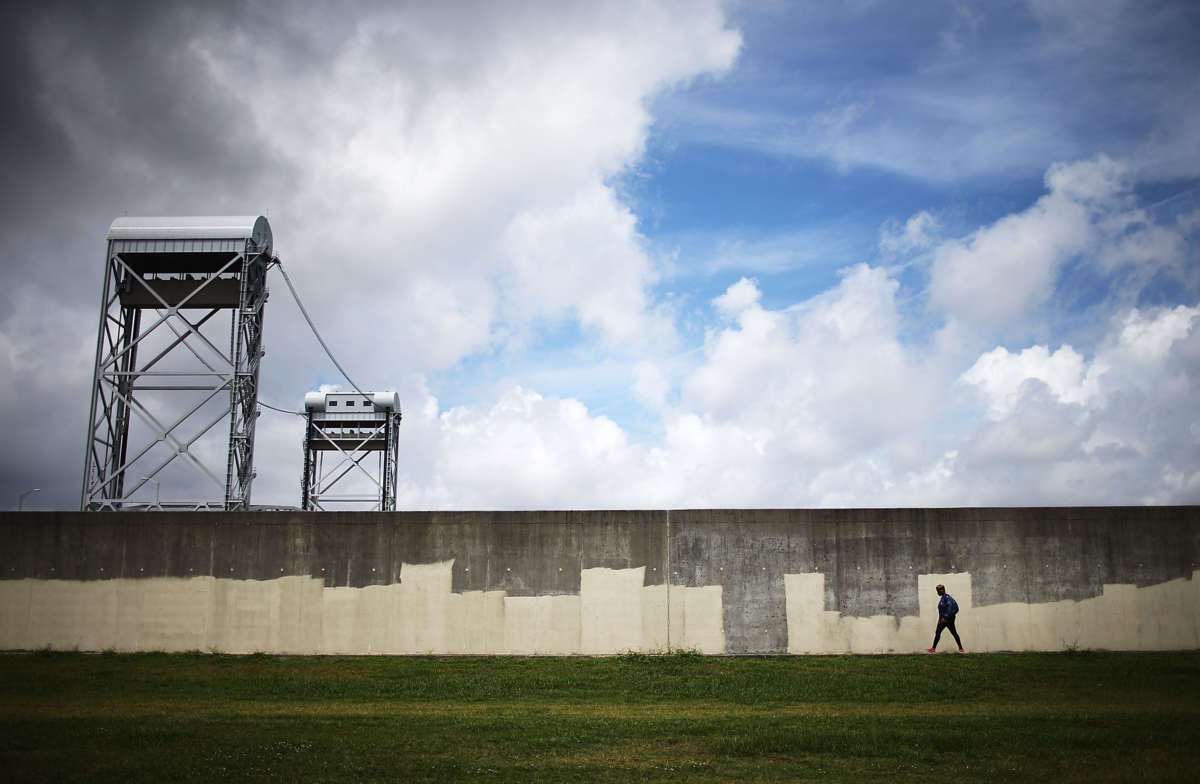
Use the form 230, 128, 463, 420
269, 257, 372, 401
258, 399, 304, 416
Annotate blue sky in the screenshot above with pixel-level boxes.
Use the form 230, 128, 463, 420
1, 0, 1198, 509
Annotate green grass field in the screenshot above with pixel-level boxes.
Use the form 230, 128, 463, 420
1, 650, 1197, 782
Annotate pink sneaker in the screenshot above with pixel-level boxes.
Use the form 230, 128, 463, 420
958, 649, 966, 653
926, 648, 936, 653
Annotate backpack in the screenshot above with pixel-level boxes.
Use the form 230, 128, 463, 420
946, 595, 959, 616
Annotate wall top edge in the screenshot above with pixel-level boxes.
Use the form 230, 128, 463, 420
1, 506, 1197, 524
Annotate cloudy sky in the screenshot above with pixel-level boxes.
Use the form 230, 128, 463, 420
2, 0, 1199, 510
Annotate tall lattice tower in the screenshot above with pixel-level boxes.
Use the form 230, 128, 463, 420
302, 391, 402, 511
81, 216, 271, 510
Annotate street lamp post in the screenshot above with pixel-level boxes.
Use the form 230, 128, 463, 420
18, 488, 40, 511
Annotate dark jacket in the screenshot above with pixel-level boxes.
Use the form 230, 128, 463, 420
938, 593, 959, 620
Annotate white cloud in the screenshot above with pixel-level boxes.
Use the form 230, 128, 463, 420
961, 380, 1092, 464
948, 303, 1200, 503
880, 211, 939, 257
186, 0, 741, 370
633, 361, 669, 411
346, 291, 1200, 511
961, 344, 1098, 419
500, 183, 673, 346
928, 154, 1198, 341
384, 266, 939, 509
1104, 304, 1197, 369
1043, 154, 1128, 205
685, 264, 931, 464
658, 226, 868, 280
929, 157, 1121, 330
711, 276, 761, 318
400, 385, 650, 510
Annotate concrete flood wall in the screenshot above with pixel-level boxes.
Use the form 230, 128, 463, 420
0, 508, 1197, 654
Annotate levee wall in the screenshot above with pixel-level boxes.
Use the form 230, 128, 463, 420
1, 508, 1197, 654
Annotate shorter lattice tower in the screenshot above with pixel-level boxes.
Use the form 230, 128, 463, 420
302, 391, 402, 511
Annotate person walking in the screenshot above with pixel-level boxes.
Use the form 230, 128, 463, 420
926, 584, 964, 653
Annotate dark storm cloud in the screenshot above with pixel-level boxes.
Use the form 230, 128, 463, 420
0, 0, 515, 509
0, 0, 327, 508
0, 0, 727, 510
0, 10, 73, 217
0, 0, 307, 303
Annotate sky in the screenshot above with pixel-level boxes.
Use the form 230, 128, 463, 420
2, 0, 1199, 510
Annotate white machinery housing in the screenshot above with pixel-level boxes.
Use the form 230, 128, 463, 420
302, 391, 402, 511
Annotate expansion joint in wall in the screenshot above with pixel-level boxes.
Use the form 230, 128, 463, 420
665, 508, 671, 651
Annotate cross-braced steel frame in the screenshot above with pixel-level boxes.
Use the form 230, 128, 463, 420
80, 230, 269, 510
302, 404, 401, 511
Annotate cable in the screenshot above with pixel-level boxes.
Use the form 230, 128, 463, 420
270, 257, 372, 401
258, 399, 304, 416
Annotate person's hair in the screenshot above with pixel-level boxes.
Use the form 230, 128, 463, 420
935, 584, 945, 591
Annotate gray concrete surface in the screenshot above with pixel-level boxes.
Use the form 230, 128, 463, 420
1, 507, 1196, 653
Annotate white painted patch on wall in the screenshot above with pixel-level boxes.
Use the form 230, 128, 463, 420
785, 571, 1200, 653
0, 562, 725, 655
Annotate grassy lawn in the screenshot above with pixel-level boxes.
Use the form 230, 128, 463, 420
1, 650, 1197, 782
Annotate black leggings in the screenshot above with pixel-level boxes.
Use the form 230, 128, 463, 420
933, 617, 962, 649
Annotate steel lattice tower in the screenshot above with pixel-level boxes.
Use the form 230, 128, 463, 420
81, 216, 271, 510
